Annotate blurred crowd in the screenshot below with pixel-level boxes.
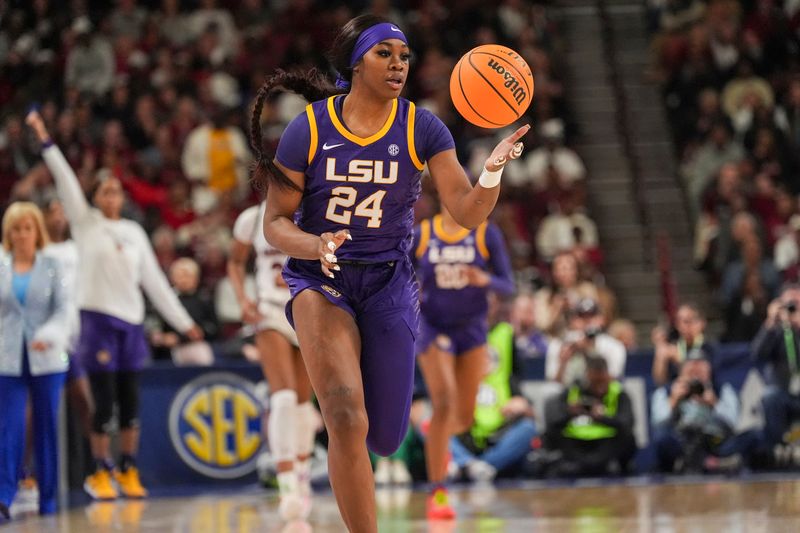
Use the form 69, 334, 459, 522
0, 0, 625, 361
1, 2, 800, 502
650, 0, 800, 341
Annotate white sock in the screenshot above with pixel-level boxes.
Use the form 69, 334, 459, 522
295, 402, 317, 459
268, 390, 298, 464
276, 470, 299, 497
295, 402, 317, 497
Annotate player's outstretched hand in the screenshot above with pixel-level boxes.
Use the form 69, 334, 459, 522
319, 229, 351, 279
485, 124, 530, 172
25, 107, 51, 143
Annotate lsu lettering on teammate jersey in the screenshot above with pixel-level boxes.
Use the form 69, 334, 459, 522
413, 215, 515, 327
232, 202, 291, 305
275, 96, 454, 262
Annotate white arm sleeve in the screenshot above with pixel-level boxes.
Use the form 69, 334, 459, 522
137, 227, 194, 333
41, 145, 91, 225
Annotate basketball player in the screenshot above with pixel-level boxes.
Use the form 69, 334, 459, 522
25, 110, 202, 501
228, 202, 316, 520
43, 199, 94, 439
412, 206, 515, 518
249, 14, 528, 532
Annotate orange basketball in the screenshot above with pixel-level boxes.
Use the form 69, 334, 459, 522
449, 44, 534, 129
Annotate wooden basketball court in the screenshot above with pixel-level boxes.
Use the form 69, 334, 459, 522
3, 477, 800, 532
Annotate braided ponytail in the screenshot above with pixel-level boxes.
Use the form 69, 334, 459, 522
250, 69, 342, 192
250, 14, 394, 192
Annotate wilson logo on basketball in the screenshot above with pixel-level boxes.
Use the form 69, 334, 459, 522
169, 373, 263, 479
449, 44, 534, 129
486, 58, 527, 105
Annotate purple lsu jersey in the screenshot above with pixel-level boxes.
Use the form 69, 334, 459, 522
413, 215, 515, 327
276, 96, 452, 262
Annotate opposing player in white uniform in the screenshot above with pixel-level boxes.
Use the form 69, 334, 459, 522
228, 202, 316, 520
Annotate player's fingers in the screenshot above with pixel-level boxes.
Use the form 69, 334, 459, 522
320, 263, 336, 278
505, 124, 531, 144
333, 229, 352, 244
508, 142, 524, 160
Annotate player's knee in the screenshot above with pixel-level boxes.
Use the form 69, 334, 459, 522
325, 403, 368, 440
454, 414, 474, 435
429, 389, 457, 421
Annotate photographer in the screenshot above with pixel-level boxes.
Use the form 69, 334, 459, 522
650, 349, 759, 473
542, 357, 636, 476
652, 303, 714, 387
752, 284, 800, 448
545, 298, 626, 386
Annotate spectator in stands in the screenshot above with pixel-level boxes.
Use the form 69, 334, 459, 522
546, 298, 627, 385
721, 59, 774, 125
152, 258, 217, 366
720, 237, 779, 330
650, 348, 762, 473
774, 215, 800, 280
64, 17, 114, 98
510, 293, 549, 359
535, 191, 599, 263
181, 107, 251, 214
752, 284, 800, 449
448, 311, 538, 482
535, 251, 600, 335
543, 357, 636, 476
515, 118, 586, 192
652, 302, 712, 386
723, 268, 771, 342
609, 319, 638, 351
681, 120, 744, 220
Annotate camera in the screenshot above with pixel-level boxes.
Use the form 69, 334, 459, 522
584, 326, 601, 340
687, 379, 705, 397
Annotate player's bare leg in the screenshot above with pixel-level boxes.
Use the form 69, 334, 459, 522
418, 343, 489, 519
292, 290, 376, 533
256, 329, 309, 520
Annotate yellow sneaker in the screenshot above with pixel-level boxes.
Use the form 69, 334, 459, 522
115, 467, 148, 499
84, 470, 118, 501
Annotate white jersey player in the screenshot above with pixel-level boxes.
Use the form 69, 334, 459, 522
228, 202, 316, 521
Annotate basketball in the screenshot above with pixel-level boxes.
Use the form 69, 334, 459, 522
449, 44, 534, 129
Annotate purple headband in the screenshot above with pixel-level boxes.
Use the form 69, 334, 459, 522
335, 23, 408, 89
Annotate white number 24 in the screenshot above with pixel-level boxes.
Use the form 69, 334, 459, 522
325, 186, 386, 228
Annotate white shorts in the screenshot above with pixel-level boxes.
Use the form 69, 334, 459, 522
257, 300, 299, 347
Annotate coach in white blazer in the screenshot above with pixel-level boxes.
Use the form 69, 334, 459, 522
0, 202, 71, 519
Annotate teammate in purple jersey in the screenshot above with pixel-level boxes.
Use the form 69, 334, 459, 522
412, 207, 514, 517
249, 14, 529, 532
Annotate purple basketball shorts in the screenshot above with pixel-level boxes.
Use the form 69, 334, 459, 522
75, 310, 150, 374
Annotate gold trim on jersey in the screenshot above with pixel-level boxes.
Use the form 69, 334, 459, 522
416, 219, 431, 258
407, 102, 424, 170
306, 104, 318, 165
327, 96, 398, 147
432, 214, 470, 244
476, 221, 490, 259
